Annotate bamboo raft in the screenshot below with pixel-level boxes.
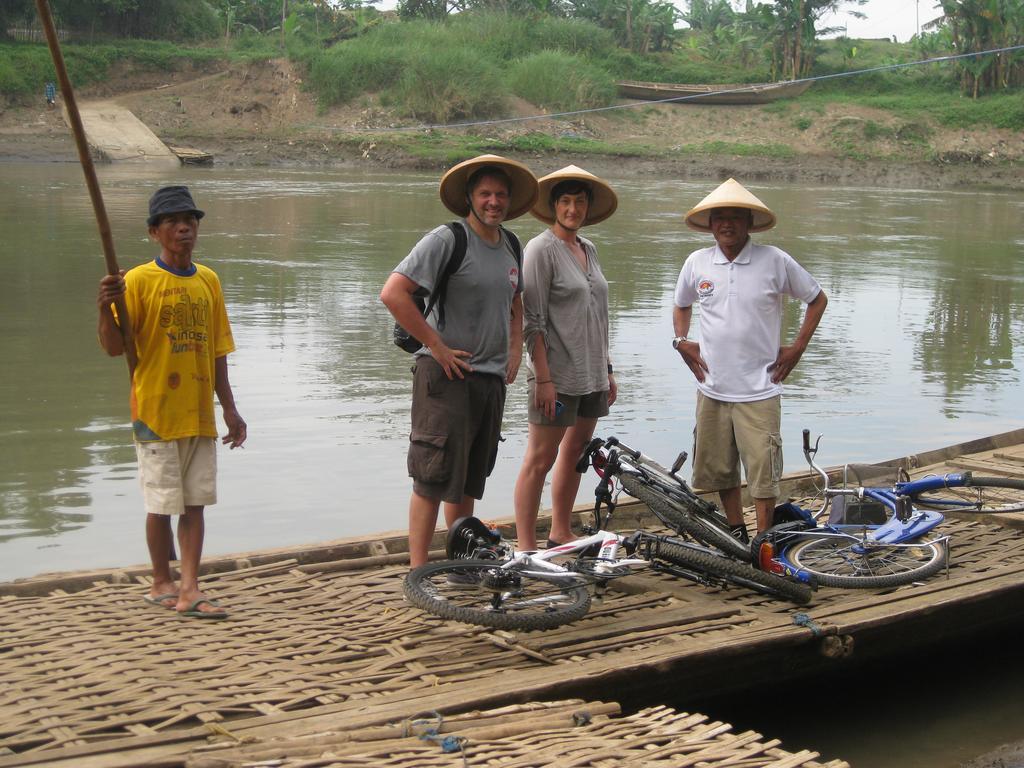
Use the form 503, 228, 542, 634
2, 429, 1023, 767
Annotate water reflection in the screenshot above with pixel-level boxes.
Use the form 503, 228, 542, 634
1, 164, 1022, 580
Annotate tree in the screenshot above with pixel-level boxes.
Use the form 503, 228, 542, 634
396, 0, 464, 19
739, 0, 866, 79
566, 0, 678, 52
682, 0, 736, 31
936, 0, 1024, 95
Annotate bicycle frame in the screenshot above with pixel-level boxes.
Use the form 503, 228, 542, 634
505, 529, 649, 582
760, 429, 951, 582
578, 435, 717, 517
799, 428, 945, 535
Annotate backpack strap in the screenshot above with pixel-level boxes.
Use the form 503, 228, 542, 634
423, 221, 468, 331
501, 226, 523, 273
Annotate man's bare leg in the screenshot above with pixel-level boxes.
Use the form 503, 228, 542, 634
718, 486, 745, 527
175, 506, 225, 616
444, 497, 475, 527
408, 491, 442, 568
754, 497, 776, 534
146, 512, 177, 601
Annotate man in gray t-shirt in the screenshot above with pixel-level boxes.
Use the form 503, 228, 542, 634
380, 155, 538, 568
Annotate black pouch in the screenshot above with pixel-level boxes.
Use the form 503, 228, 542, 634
393, 295, 427, 353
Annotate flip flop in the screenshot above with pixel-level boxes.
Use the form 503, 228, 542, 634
178, 598, 227, 620
143, 592, 178, 609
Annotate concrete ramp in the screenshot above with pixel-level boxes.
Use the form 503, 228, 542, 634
68, 101, 179, 164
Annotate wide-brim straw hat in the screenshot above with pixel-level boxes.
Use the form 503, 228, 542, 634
439, 154, 538, 221
531, 165, 618, 226
684, 178, 776, 233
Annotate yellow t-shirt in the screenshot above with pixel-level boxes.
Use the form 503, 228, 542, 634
117, 259, 235, 441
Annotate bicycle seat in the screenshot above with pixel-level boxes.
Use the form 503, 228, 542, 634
446, 516, 503, 560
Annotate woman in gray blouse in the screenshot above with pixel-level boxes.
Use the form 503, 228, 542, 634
513, 166, 618, 550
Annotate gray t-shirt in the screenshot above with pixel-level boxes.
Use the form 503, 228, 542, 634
523, 228, 610, 395
393, 221, 523, 377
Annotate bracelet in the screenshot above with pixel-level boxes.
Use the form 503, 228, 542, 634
536, 379, 552, 385
607, 363, 614, 374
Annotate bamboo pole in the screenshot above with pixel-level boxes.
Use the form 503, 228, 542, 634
34, 0, 138, 376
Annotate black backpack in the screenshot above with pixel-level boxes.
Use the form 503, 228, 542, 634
393, 221, 522, 353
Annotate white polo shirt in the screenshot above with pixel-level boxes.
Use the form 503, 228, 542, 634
674, 240, 821, 402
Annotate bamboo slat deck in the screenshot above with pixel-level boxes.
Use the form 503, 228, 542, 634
2, 433, 1024, 767
182, 699, 847, 768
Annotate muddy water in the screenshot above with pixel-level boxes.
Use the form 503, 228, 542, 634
2, 163, 1023, 580
684, 619, 1024, 768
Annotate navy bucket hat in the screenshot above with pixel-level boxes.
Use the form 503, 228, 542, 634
147, 186, 205, 227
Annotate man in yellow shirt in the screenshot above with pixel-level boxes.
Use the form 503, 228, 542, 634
98, 186, 246, 619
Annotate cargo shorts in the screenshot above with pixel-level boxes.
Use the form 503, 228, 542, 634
691, 392, 783, 500
135, 436, 217, 515
407, 356, 506, 504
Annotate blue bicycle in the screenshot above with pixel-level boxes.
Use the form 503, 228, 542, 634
753, 429, 979, 589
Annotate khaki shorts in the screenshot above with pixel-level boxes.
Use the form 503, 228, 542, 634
526, 377, 609, 427
691, 392, 782, 499
408, 357, 506, 504
135, 436, 217, 516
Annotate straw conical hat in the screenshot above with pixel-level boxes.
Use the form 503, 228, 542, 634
530, 165, 618, 226
439, 154, 538, 221
684, 178, 776, 232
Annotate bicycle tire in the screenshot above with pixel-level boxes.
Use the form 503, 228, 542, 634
782, 531, 946, 589
653, 540, 813, 605
621, 474, 750, 561
403, 559, 592, 631
908, 476, 1024, 514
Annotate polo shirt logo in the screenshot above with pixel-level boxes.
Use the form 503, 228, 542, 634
697, 278, 715, 299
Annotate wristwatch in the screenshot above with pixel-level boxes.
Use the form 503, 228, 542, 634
672, 336, 689, 349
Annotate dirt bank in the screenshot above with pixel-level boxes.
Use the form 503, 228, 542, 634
2, 59, 1022, 190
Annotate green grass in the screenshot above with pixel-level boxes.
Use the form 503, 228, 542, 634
0, 39, 266, 98
386, 45, 507, 123
801, 85, 1024, 131
506, 51, 616, 113
305, 13, 624, 122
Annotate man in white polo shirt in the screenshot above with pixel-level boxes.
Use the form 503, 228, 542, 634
672, 178, 827, 543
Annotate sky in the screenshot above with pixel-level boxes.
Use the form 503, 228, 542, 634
816, 0, 933, 43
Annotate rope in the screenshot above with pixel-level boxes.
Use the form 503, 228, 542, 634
403, 711, 470, 765
792, 612, 824, 637
307, 44, 1024, 136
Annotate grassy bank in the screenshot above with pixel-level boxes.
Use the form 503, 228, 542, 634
0, 36, 275, 99
4, 16, 1022, 133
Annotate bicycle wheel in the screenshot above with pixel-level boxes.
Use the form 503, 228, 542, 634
909, 476, 1024, 513
653, 540, 813, 605
782, 531, 946, 589
621, 474, 750, 561
403, 559, 591, 631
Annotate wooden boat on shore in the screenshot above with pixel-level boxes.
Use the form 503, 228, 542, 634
618, 78, 813, 105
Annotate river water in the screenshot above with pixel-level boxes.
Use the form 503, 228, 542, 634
2, 163, 1023, 580
2, 162, 1023, 765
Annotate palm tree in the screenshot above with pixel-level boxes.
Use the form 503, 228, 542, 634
937, 0, 1024, 94
738, 0, 865, 80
